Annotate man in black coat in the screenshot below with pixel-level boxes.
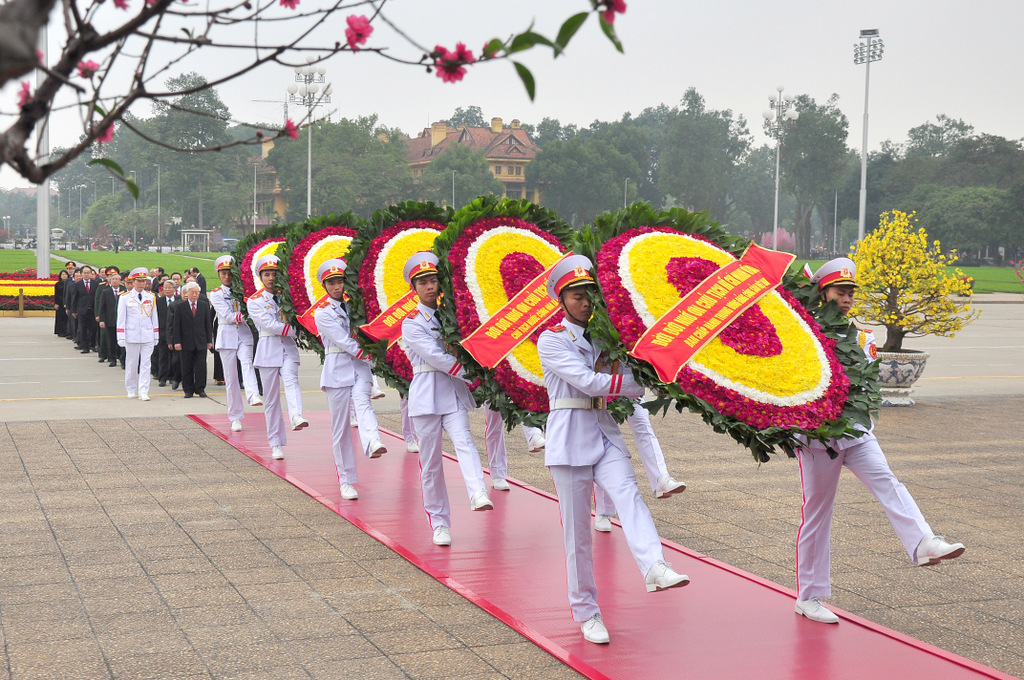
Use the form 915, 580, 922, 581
65, 267, 81, 341
72, 265, 98, 353
97, 271, 127, 367
171, 281, 213, 398
155, 278, 181, 388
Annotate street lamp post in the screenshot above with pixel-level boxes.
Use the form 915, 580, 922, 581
854, 29, 884, 244
253, 162, 259, 234
624, 177, 630, 208
153, 164, 161, 248
762, 85, 799, 251
76, 184, 85, 243
286, 57, 332, 218
451, 170, 456, 208
129, 170, 137, 244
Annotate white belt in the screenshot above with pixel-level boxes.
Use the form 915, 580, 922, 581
326, 346, 346, 355
550, 397, 606, 410
412, 364, 441, 375
259, 331, 279, 338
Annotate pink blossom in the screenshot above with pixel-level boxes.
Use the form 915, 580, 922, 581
280, 0, 298, 8
600, 0, 627, 24
77, 60, 100, 79
284, 119, 299, 140
344, 15, 372, 51
113, 0, 129, 9
17, 82, 31, 109
433, 44, 474, 84
35, 50, 43, 64
96, 125, 114, 144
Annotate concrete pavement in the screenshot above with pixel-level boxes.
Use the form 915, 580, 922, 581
1, 300, 1022, 679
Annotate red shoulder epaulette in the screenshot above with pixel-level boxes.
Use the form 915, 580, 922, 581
406, 309, 420, 319
210, 285, 222, 293
548, 324, 566, 332
246, 288, 264, 301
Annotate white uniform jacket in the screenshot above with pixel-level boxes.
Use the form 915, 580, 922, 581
210, 285, 253, 351
246, 288, 298, 369
116, 290, 159, 345
401, 303, 475, 417
537, 320, 644, 467
802, 327, 878, 452
315, 297, 371, 389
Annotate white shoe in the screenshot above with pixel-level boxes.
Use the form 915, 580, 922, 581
492, 477, 510, 491
291, 415, 309, 431
594, 515, 613, 533
340, 483, 358, 500
368, 439, 387, 458
139, 394, 150, 401
271, 445, 284, 460
371, 386, 386, 399
581, 614, 609, 644
350, 415, 359, 428
127, 393, 136, 399
406, 440, 420, 453
795, 597, 839, 624
432, 526, 451, 546
230, 420, 242, 432
655, 474, 687, 499
248, 395, 263, 406
470, 490, 493, 511
645, 560, 689, 592
916, 534, 966, 566
527, 433, 546, 453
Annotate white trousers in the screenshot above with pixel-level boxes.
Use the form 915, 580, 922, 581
124, 342, 155, 397
325, 386, 358, 484
550, 444, 665, 622
523, 424, 543, 445
220, 346, 258, 421
411, 409, 486, 530
595, 403, 670, 515
350, 369, 383, 456
484, 407, 507, 479
796, 433, 932, 601
258, 367, 294, 447
400, 397, 417, 443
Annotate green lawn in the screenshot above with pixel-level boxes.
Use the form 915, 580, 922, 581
0, 250, 66, 275
796, 261, 1023, 294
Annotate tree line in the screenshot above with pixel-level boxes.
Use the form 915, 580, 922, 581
29, 78, 1023, 260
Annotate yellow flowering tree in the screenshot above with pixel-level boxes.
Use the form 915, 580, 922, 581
852, 210, 978, 352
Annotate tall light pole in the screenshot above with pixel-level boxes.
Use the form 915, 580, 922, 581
624, 177, 630, 208
252, 162, 259, 234
129, 170, 137, 244
286, 57, 332, 218
153, 164, 161, 247
854, 29, 884, 244
451, 170, 456, 207
76, 184, 85, 242
762, 85, 799, 250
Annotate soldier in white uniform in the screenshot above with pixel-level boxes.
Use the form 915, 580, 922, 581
209, 255, 262, 433
347, 366, 387, 460
594, 400, 687, 531
314, 258, 386, 501
401, 251, 492, 547
794, 257, 966, 624
246, 254, 307, 460
116, 267, 159, 401
537, 254, 689, 645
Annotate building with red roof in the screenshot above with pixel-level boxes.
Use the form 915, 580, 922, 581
405, 117, 541, 202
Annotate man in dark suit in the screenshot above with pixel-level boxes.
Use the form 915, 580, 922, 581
171, 281, 213, 398
97, 271, 126, 367
65, 267, 81, 341
155, 278, 180, 388
189, 267, 208, 298
72, 265, 98, 353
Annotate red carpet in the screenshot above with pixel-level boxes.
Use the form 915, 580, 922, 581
192, 412, 1012, 680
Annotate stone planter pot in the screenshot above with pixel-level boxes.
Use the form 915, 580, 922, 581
876, 350, 930, 406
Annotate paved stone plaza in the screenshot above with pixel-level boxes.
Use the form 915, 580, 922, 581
1, 299, 1022, 679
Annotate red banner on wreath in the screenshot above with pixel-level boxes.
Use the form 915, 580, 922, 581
297, 293, 332, 337
359, 290, 419, 346
630, 243, 796, 382
460, 256, 567, 368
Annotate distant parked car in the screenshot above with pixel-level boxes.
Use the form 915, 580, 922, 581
221, 238, 240, 251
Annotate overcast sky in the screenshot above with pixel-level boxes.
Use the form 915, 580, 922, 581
3, 0, 1022, 190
